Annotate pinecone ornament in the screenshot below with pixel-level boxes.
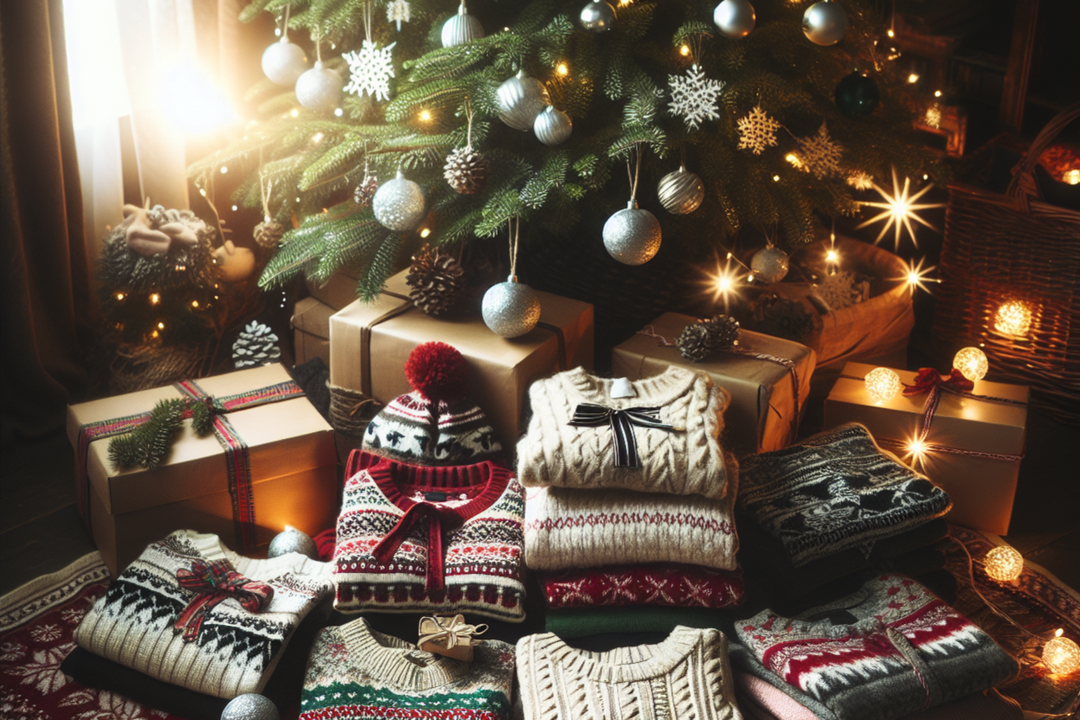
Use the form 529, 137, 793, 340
443, 147, 489, 195
677, 322, 713, 362
354, 173, 379, 207
702, 314, 741, 349
232, 321, 281, 369
406, 244, 466, 316
253, 217, 286, 249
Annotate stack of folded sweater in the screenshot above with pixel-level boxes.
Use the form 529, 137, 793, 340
736, 423, 953, 603
518, 365, 744, 634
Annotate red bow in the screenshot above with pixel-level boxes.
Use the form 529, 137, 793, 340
372, 503, 464, 593
173, 560, 273, 642
902, 368, 974, 398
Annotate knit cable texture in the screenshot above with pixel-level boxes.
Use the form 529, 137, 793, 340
517, 366, 736, 499
517, 626, 743, 720
73, 529, 333, 699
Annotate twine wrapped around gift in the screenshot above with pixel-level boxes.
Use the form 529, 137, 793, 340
328, 383, 382, 437
418, 614, 488, 650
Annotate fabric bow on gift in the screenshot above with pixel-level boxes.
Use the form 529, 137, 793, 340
372, 503, 465, 593
569, 403, 676, 468
418, 614, 488, 661
902, 368, 975, 398
173, 559, 274, 642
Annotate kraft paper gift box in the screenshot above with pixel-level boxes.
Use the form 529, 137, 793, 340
611, 312, 816, 457
66, 364, 338, 576
329, 269, 594, 449
292, 296, 333, 365
307, 268, 361, 311
825, 361, 1028, 535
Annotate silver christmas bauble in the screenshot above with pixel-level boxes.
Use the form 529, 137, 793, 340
657, 165, 705, 215
221, 694, 279, 720
751, 245, 790, 283
580, 2, 616, 32
373, 170, 426, 232
803, 1, 848, 46
713, 0, 756, 39
496, 71, 550, 132
267, 526, 318, 560
533, 106, 573, 146
262, 39, 308, 86
603, 201, 662, 266
482, 277, 542, 338
441, 4, 484, 48
295, 61, 343, 113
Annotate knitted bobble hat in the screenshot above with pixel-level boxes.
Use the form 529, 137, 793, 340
363, 342, 503, 466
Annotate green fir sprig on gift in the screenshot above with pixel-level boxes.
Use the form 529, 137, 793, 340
107, 399, 215, 470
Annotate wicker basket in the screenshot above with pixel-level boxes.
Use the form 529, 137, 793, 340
108, 341, 214, 394
931, 103, 1080, 423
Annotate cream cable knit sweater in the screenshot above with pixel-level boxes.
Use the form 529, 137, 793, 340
517, 366, 735, 499
517, 626, 742, 720
524, 485, 739, 571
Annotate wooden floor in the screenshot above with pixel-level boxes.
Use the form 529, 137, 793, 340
2, 406, 1078, 598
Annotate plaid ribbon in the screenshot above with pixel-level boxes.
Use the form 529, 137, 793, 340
76, 379, 305, 552
173, 559, 273, 642
569, 403, 676, 468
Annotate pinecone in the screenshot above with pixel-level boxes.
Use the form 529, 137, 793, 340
443, 147, 489, 195
406, 245, 466, 316
702, 314, 741, 350
232, 321, 281, 369
253, 218, 286, 249
677, 322, 713, 362
354, 173, 379, 207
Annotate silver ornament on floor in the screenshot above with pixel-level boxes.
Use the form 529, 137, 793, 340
267, 525, 319, 560
803, 0, 848, 46
295, 61, 343, 113
221, 694, 279, 720
657, 164, 705, 215
441, 3, 484, 48
580, 1, 616, 32
482, 276, 542, 338
262, 38, 308, 86
713, 0, 756, 39
751, 245, 790, 283
533, 106, 572, 146
496, 71, 550, 131
373, 169, 426, 232
603, 201, 662, 265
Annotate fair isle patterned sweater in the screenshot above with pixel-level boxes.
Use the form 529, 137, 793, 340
74, 530, 333, 699
517, 366, 736, 500
517, 626, 742, 720
733, 574, 1018, 720
333, 458, 527, 621
300, 618, 515, 720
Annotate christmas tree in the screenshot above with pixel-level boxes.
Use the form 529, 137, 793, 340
189, 0, 942, 320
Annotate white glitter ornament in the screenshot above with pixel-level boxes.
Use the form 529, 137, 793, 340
533, 106, 573, 146
658, 164, 705, 214
262, 38, 308, 86
373, 169, 426, 232
295, 61, 343, 113
579, 2, 616, 32
751, 244, 790, 283
737, 105, 781, 155
668, 64, 725, 131
803, 0, 849, 46
496, 71, 550, 132
482, 277, 541, 337
713, 0, 756, 39
441, 2, 484, 48
386, 0, 411, 31
604, 201, 662, 265
267, 525, 318, 559
343, 40, 396, 102
221, 694, 279, 720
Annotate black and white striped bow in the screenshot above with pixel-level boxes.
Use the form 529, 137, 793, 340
570, 403, 676, 468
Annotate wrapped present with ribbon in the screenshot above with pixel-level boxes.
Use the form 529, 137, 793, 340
418, 614, 488, 661
329, 269, 594, 450
66, 363, 338, 576
825, 361, 1029, 535
611, 312, 816, 457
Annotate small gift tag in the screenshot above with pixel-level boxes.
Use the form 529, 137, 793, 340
610, 377, 636, 399
418, 614, 488, 662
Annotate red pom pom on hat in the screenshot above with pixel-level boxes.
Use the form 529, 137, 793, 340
404, 342, 469, 402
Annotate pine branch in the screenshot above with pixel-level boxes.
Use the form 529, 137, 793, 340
108, 399, 188, 471
356, 233, 402, 300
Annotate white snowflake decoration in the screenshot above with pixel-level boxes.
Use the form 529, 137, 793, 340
386, 0, 411, 31
737, 105, 781, 155
797, 122, 843, 178
342, 39, 396, 102
847, 171, 874, 190
668, 64, 725, 131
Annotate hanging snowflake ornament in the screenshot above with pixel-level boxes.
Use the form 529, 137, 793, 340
668, 64, 725, 131
386, 0, 411, 31
737, 105, 781, 155
342, 39, 396, 102
847, 171, 874, 190
797, 122, 843, 179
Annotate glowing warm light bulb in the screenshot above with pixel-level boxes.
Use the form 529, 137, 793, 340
312, 132, 324, 143
1043, 630, 1080, 675
907, 73, 920, 84
1065, 169, 1080, 185
887, 28, 895, 38
556, 63, 569, 76
984, 545, 1023, 583
115, 292, 125, 301
191, 300, 199, 308
157, 322, 165, 330
420, 228, 431, 238
953, 347, 988, 382
290, 109, 299, 117
334, 108, 343, 117
151, 330, 159, 338
934, 90, 942, 98
220, 166, 228, 174
864, 367, 901, 403
149, 293, 161, 305
907, 438, 926, 461
785, 153, 803, 169
772, 175, 780, 182
419, 109, 432, 122
995, 300, 1032, 337
826, 249, 839, 263
679, 45, 690, 57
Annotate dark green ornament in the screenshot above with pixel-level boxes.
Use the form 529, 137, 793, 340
835, 71, 880, 118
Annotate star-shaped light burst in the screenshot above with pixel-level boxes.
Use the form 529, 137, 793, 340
896, 256, 939, 296
856, 167, 944, 250
703, 253, 748, 312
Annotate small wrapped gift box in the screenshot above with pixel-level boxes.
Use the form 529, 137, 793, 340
292, 296, 333, 365
825, 361, 1028, 535
611, 312, 816, 457
66, 364, 338, 576
329, 270, 594, 449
